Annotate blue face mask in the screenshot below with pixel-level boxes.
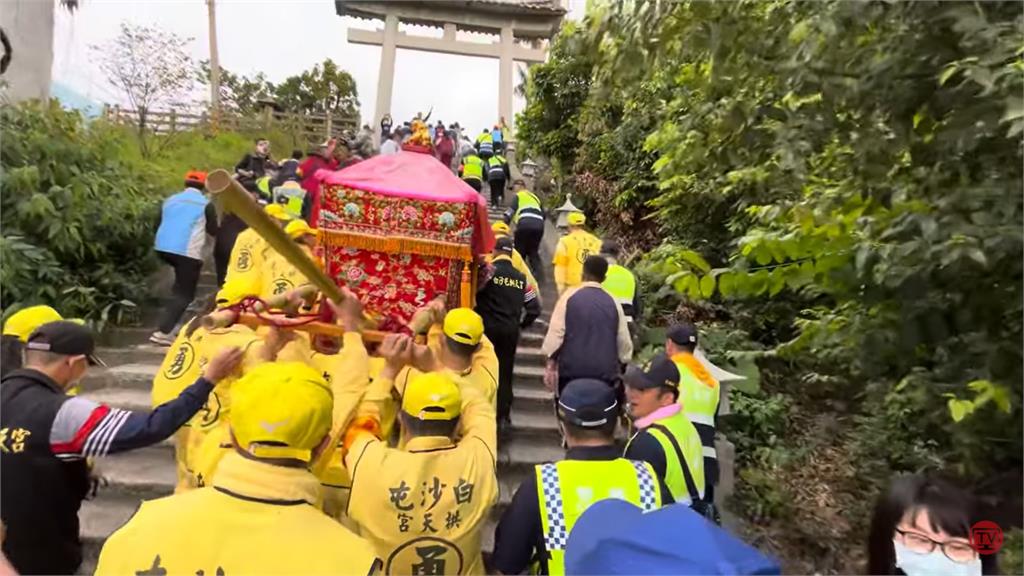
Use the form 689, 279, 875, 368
893, 540, 982, 576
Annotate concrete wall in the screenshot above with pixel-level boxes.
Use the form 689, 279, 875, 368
0, 0, 55, 102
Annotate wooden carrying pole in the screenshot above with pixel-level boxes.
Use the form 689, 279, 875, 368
206, 170, 345, 303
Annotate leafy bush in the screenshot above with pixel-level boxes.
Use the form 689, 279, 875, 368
1, 101, 162, 325
518, 1, 1023, 571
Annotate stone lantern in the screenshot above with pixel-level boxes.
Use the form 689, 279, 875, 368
554, 193, 582, 231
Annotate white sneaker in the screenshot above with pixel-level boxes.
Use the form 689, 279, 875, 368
149, 331, 174, 346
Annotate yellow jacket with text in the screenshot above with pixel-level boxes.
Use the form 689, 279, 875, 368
276, 332, 377, 520
260, 244, 316, 301
95, 452, 381, 576
553, 229, 602, 293
224, 228, 267, 291
345, 378, 498, 575
183, 325, 267, 489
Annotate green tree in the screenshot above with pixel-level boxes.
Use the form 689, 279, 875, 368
518, 0, 1023, 570
274, 59, 359, 119
198, 61, 275, 115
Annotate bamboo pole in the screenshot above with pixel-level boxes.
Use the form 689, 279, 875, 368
206, 170, 346, 303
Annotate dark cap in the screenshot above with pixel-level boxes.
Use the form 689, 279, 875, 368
512, 178, 526, 187
495, 236, 515, 254
26, 321, 105, 366
667, 323, 698, 346
557, 379, 619, 428
624, 353, 680, 390
600, 239, 621, 257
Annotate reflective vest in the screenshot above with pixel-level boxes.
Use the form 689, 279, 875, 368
513, 190, 543, 224
534, 459, 661, 575
461, 155, 484, 181
273, 182, 306, 219
487, 155, 507, 181
602, 264, 637, 319
476, 133, 494, 156
628, 411, 705, 504
553, 230, 602, 289
671, 353, 720, 463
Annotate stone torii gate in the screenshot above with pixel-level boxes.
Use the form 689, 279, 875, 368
336, 0, 565, 133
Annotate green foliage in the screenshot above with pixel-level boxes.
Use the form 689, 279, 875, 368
516, 23, 596, 179
197, 58, 360, 120
1, 101, 159, 325
274, 59, 359, 119
198, 61, 275, 115
519, 0, 1023, 570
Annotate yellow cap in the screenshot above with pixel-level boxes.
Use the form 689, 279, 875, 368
443, 308, 484, 346
401, 372, 461, 421
567, 212, 586, 226
285, 219, 315, 240
491, 221, 510, 236
215, 279, 257, 308
264, 203, 292, 222
231, 362, 333, 462
3, 306, 64, 341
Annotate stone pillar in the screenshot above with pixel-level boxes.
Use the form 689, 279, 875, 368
373, 13, 399, 129
498, 26, 514, 130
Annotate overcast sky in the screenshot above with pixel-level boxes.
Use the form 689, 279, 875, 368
53, 0, 584, 131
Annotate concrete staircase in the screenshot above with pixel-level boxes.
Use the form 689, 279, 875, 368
76, 205, 562, 573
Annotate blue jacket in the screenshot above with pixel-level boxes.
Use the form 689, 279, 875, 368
154, 187, 209, 260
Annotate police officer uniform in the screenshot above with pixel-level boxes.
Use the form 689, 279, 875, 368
476, 129, 494, 160
490, 379, 672, 575
622, 354, 707, 508
666, 324, 721, 504
475, 238, 542, 426
599, 240, 641, 331
459, 153, 485, 193
486, 154, 511, 208
505, 184, 545, 280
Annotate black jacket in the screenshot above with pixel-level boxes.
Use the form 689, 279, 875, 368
0, 370, 90, 575
475, 256, 541, 334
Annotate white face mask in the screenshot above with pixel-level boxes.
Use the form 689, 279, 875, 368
893, 540, 981, 576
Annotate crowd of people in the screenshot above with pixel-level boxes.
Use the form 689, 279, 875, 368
0, 127, 1006, 575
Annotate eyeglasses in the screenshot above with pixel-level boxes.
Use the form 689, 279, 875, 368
895, 528, 978, 563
